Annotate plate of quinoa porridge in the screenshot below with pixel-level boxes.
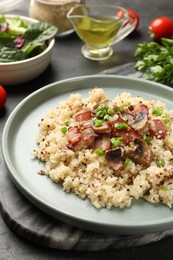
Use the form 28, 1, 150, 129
2, 75, 173, 235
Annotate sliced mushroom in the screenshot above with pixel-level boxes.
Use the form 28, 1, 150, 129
128, 138, 153, 167
124, 104, 148, 131
123, 112, 147, 132
105, 148, 124, 171
92, 121, 110, 134
130, 111, 148, 131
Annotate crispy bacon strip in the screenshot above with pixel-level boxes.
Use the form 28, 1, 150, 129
75, 111, 92, 122
109, 116, 141, 143
94, 134, 111, 151
67, 126, 81, 148
82, 127, 97, 146
114, 128, 142, 143
149, 119, 166, 139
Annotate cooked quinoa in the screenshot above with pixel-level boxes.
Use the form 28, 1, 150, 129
33, 88, 173, 209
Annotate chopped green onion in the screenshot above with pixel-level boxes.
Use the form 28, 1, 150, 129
120, 115, 128, 121
157, 158, 165, 166
110, 137, 122, 147
162, 112, 168, 118
143, 134, 152, 145
96, 103, 108, 112
117, 106, 124, 113
93, 118, 103, 127
107, 107, 114, 116
124, 158, 131, 165
163, 119, 170, 124
94, 148, 105, 156
103, 114, 110, 121
96, 110, 105, 118
161, 185, 168, 191
152, 107, 163, 116
64, 118, 70, 125
61, 127, 67, 135
114, 122, 130, 130
124, 101, 131, 106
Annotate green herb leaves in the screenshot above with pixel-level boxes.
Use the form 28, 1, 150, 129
134, 38, 173, 85
0, 15, 57, 62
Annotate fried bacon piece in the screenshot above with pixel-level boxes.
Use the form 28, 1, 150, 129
92, 122, 110, 134
82, 127, 97, 146
94, 133, 111, 151
149, 119, 166, 139
109, 116, 142, 143
67, 126, 82, 148
75, 111, 92, 122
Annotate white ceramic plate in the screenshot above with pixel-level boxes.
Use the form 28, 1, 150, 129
2, 75, 173, 235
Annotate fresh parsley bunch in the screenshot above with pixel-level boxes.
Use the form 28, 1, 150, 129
134, 38, 173, 85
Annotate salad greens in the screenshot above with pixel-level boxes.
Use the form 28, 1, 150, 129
0, 15, 58, 62
134, 38, 173, 85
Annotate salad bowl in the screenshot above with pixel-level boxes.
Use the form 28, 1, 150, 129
0, 15, 57, 86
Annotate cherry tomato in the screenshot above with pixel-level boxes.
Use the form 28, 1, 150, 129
0, 85, 7, 109
149, 17, 173, 42
116, 9, 140, 31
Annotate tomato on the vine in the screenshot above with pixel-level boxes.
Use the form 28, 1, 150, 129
116, 9, 140, 31
149, 17, 173, 42
0, 85, 7, 109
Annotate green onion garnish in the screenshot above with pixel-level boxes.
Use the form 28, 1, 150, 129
120, 115, 128, 121
103, 114, 110, 121
61, 127, 67, 135
143, 134, 152, 145
110, 137, 122, 147
94, 148, 105, 156
96, 110, 105, 118
64, 118, 70, 125
124, 158, 131, 165
96, 103, 108, 112
163, 119, 170, 124
157, 158, 165, 166
107, 107, 114, 116
114, 122, 130, 130
161, 185, 168, 191
152, 107, 163, 116
117, 106, 124, 113
124, 101, 131, 106
93, 118, 103, 127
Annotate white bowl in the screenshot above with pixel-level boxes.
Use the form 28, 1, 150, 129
0, 15, 55, 86
0, 0, 24, 12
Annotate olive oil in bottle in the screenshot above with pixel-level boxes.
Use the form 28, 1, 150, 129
74, 16, 122, 48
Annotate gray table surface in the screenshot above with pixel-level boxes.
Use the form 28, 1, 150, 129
1, 0, 173, 259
